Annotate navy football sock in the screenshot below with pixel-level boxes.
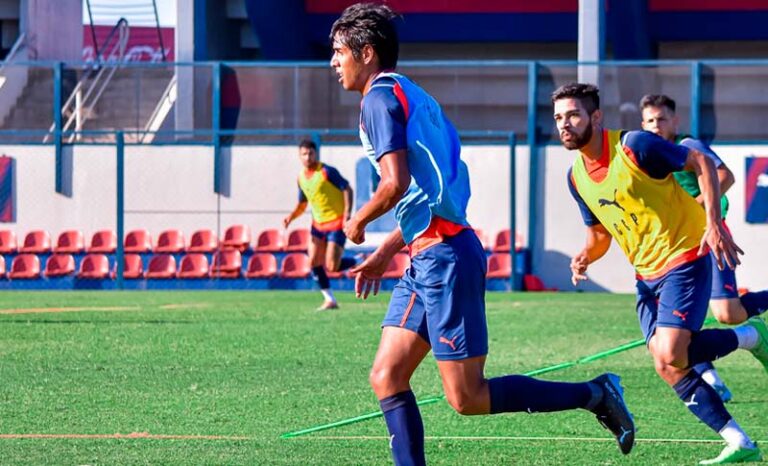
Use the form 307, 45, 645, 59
673, 370, 731, 433
311, 266, 330, 289
740, 290, 768, 318
687, 329, 739, 367
339, 257, 357, 271
488, 375, 601, 414
380, 390, 426, 466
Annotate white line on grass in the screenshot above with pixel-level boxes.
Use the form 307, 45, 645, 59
304, 435, 761, 444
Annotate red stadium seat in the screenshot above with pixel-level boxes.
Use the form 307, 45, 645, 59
146, 254, 176, 279
77, 254, 110, 279
492, 229, 524, 252
188, 229, 218, 253
382, 253, 410, 279
222, 224, 251, 252
245, 253, 277, 278
178, 253, 209, 279
88, 230, 117, 253
156, 229, 185, 253
486, 253, 511, 279
112, 254, 144, 279
284, 228, 309, 252
20, 230, 51, 254
523, 274, 558, 292
0, 230, 17, 254
211, 249, 242, 278
254, 228, 285, 252
9, 254, 40, 279
44, 254, 75, 277
124, 229, 153, 253
54, 230, 85, 254
280, 253, 311, 278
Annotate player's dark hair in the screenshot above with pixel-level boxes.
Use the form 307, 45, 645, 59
329, 3, 400, 70
298, 139, 317, 151
551, 83, 601, 115
639, 94, 676, 113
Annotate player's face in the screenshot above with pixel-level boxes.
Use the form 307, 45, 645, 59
330, 37, 366, 92
299, 146, 318, 169
553, 98, 594, 150
641, 106, 677, 142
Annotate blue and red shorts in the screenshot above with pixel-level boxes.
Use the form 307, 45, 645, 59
382, 228, 488, 361
310, 225, 346, 246
636, 253, 712, 344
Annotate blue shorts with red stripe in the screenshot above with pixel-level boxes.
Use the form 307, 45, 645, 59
382, 229, 488, 361
310, 225, 346, 246
636, 254, 712, 344
709, 250, 739, 299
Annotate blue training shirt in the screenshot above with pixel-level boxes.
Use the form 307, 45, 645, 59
359, 72, 471, 244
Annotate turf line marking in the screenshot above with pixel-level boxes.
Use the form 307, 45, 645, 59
281, 317, 719, 439
305, 435, 765, 444
159, 303, 212, 310
0, 306, 140, 315
0, 432, 252, 440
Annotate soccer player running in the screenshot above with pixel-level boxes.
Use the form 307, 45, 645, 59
554, 82, 768, 464
640, 94, 768, 404
331, 5, 635, 465
283, 139, 356, 310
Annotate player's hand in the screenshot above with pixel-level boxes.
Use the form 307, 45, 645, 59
700, 222, 744, 270
349, 252, 389, 299
343, 216, 366, 244
282, 216, 292, 229
570, 253, 589, 286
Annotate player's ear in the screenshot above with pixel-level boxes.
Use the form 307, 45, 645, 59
591, 108, 603, 126
361, 44, 375, 65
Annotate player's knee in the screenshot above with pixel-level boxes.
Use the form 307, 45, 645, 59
445, 391, 483, 416
653, 352, 687, 376
369, 365, 406, 396
710, 300, 746, 325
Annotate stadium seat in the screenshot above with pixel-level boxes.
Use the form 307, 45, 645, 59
155, 229, 185, 253
124, 229, 153, 253
188, 229, 218, 253
280, 253, 311, 278
113, 254, 144, 279
486, 253, 511, 279
88, 230, 117, 253
382, 253, 410, 279
178, 253, 209, 279
210, 249, 242, 278
9, 254, 40, 279
492, 229, 525, 252
254, 228, 285, 252
0, 230, 17, 254
77, 254, 110, 279
245, 253, 278, 278
284, 228, 309, 252
20, 230, 51, 254
222, 224, 251, 252
54, 230, 85, 254
245, 252, 277, 278
146, 254, 177, 279
44, 254, 75, 277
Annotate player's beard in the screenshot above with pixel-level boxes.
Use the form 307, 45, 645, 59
560, 122, 593, 150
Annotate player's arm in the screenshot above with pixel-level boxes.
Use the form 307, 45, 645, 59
349, 228, 406, 299
345, 150, 409, 244
571, 224, 612, 286
683, 148, 743, 269
680, 138, 735, 201
283, 186, 308, 228
342, 185, 354, 222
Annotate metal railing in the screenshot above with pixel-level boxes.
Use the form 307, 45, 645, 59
44, 19, 130, 143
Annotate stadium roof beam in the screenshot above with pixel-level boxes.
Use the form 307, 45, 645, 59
577, 0, 605, 87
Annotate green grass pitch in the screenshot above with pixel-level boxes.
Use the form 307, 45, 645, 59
0, 291, 765, 465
